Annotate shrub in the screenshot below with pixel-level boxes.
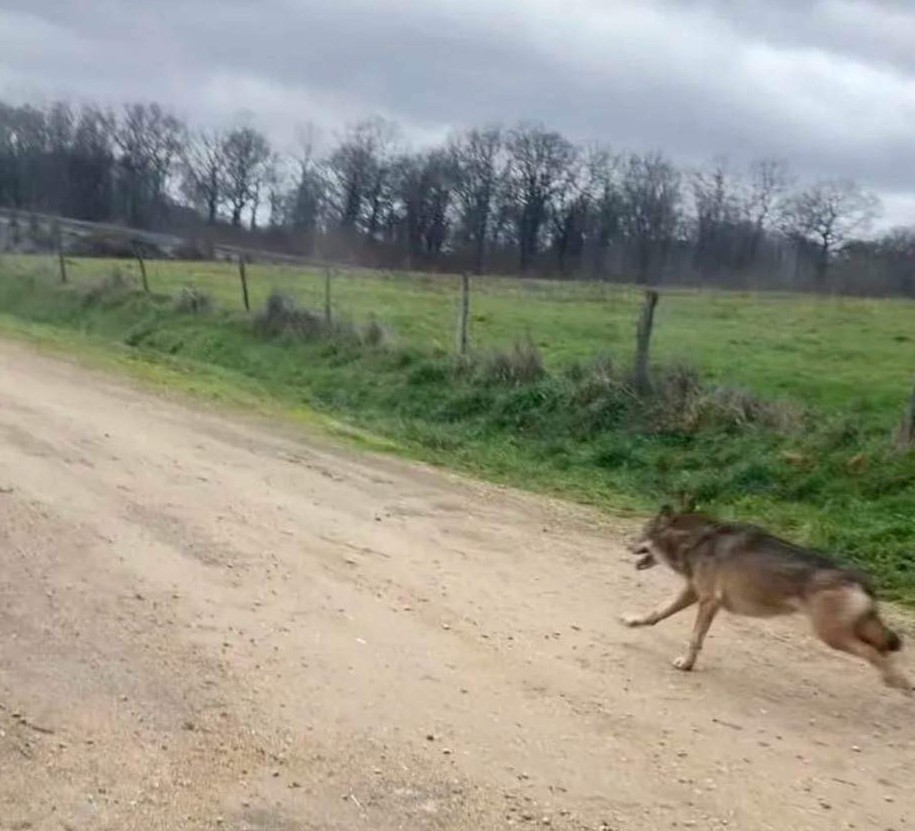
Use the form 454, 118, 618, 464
479, 339, 546, 386
173, 286, 215, 315
640, 362, 801, 435
361, 315, 388, 347
81, 269, 135, 308
254, 291, 327, 340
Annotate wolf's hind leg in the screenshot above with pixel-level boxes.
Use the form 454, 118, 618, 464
808, 589, 912, 694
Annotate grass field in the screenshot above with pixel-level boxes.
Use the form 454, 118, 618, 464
11, 254, 915, 420
2, 253, 914, 601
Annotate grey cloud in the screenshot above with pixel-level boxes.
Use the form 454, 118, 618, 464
667, 0, 915, 76
1, 0, 913, 224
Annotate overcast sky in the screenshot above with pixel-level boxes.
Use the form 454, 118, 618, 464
1, 0, 913, 226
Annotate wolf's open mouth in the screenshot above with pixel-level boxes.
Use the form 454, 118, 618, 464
634, 549, 657, 570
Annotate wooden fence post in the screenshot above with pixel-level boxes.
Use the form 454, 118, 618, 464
634, 289, 659, 393
456, 272, 470, 355
238, 254, 251, 312
53, 220, 67, 284
894, 375, 915, 451
324, 267, 333, 325
133, 242, 150, 293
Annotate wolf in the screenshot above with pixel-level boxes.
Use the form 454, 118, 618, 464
621, 503, 910, 693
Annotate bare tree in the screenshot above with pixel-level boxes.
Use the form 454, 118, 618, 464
392, 149, 455, 267
282, 124, 324, 235
326, 117, 398, 236
505, 123, 577, 272
113, 103, 183, 228
179, 129, 225, 224
450, 126, 505, 275
582, 146, 624, 278
263, 153, 288, 229
873, 228, 915, 296
249, 169, 263, 231
780, 179, 881, 284
68, 105, 115, 221
294, 122, 321, 168
221, 126, 271, 227
689, 157, 742, 274
0, 103, 49, 210
549, 151, 588, 276
44, 101, 74, 214
620, 152, 682, 283
363, 121, 399, 241
739, 158, 791, 266
745, 159, 790, 232
284, 129, 327, 250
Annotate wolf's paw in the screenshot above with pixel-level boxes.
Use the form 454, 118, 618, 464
672, 655, 695, 671
620, 614, 646, 628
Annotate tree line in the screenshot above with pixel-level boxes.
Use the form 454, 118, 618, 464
1, 97, 913, 295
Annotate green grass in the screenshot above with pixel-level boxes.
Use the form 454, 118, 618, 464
13, 254, 915, 421
1, 255, 914, 603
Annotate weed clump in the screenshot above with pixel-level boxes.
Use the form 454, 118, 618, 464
559, 357, 800, 438
478, 339, 546, 386
254, 291, 391, 351
254, 291, 328, 341
173, 286, 215, 315
648, 363, 800, 435
81, 269, 134, 308
361, 315, 388, 348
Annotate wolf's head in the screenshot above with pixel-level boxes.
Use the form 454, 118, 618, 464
631, 504, 674, 570
631, 496, 704, 573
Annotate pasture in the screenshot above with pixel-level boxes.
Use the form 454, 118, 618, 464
1, 254, 913, 600
9, 254, 915, 420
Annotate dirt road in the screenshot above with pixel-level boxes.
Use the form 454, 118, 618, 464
0, 342, 912, 831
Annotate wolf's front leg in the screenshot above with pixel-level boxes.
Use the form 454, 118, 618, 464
621, 585, 697, 627
673, 598, 720, 670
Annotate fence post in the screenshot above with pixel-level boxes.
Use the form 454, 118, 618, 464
324, 267, 333, 325
634, 289, 659, 393
133, 242, 150, 293
894, 375, 915, 451
51, 219, 67, 283
456, 272, 470, 355
238, 254, 251, 312
53, 220, 67, 284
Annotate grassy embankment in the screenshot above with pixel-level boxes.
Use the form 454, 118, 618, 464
1, 254, 913, 601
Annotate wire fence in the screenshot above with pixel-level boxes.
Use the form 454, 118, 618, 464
5, 207, 912, 434
1, 224, 652, 368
